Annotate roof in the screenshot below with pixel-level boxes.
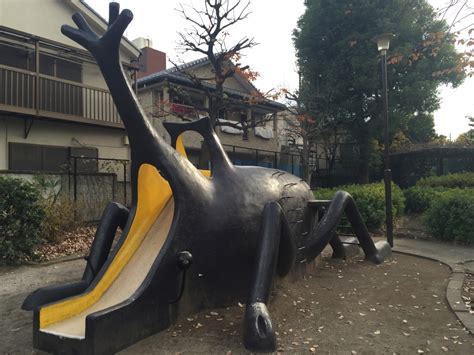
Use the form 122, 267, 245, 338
138, 56, 209, 84
137, 57, 286, 111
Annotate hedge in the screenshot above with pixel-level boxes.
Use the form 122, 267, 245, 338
313, 182, 405, 229
404, 172, 474, 213
416, 172, 474, 188
403, 186, 449, 213
425, 189, 474, 245
0, 176, 45, 263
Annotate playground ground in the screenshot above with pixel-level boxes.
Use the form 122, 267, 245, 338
0, 243, 473, 354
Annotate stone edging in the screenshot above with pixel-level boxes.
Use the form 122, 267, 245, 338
392, 250, 473, 334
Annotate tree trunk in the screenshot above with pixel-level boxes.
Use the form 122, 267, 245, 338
324, 129, 338, 177
209, 102, 219, 128
301, 135, 311, 184
357, 130, 370, 184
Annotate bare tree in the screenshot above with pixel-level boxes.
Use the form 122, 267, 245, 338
434, 0, 474, 77
170, 0, 267, 129
282, 88, 344, 184
282, 89, 320, 183
436, 0, 473, 33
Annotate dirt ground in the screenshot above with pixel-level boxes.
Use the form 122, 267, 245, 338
1, 253, 473, 354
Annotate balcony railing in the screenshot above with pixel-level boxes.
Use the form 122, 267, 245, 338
0, 64, 122, 127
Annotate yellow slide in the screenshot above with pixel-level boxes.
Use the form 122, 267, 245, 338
38, 137, 205, 339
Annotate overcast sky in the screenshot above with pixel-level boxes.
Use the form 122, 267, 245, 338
87, 0, 473, 139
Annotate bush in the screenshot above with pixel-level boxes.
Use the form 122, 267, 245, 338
40, 198, 81, 243
313, 182, 405, 229
425, 189, 474, 244
0, 176, 45, 263
403, 186, 448, 213
417, 172, 474, 188
32, 175, 82, 243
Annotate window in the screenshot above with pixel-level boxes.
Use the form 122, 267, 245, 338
56, 58, 82, 82
0, 43, 35, 71
0, 44, 82, 82
9, 143, 68, 172
70, 147, 98, 173
39, 54, 55, 76
40, 54, 82, 83
9, 143, 42, 171
8, 143, 98, 173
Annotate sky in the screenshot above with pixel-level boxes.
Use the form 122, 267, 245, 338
86, 0, 473, 140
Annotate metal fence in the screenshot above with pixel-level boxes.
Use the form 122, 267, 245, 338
222, 144, 303, 176
1, 147, 309, 223
68, 145, 358, 218
3, 142, 363, 223
65, 146, 305, 222
66, 156, 131, 222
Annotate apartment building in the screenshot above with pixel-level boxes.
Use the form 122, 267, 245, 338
0, 0, 140, 173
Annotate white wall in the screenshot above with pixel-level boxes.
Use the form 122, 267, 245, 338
0, 0, 134, 58
0, 115, 130, 170
0, 0, 84, 49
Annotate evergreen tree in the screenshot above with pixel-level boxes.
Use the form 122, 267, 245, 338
294, 0, 464, 182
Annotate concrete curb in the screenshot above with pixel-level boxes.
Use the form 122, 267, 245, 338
392, 249, 473, 334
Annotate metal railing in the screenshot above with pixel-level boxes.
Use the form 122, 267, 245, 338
68, 156, 130, 205
0, 64, 121, 127
66, 147, 304, 221
3, 145, 310, 222
223, 144, 303, 176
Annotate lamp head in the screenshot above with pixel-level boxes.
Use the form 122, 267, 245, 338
371, 33, 395, 54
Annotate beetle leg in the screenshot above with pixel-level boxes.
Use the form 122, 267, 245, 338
306, 191, 391, 264
243, 201, 294, 352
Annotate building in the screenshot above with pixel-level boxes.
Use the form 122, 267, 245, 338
276, 109, 357, 186
135, 43, 287, 168
0, 0, 288, 173
0, 0, 140, 174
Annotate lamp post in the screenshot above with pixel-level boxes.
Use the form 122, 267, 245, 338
372, 33, 395, 247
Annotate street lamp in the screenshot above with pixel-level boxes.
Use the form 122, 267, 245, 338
372, 33, 395, 247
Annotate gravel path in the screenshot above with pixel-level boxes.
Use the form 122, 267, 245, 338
0, 259, 84, 354
1, 254, 473, 354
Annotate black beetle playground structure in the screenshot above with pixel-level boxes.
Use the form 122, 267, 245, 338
22, 3, 391, 353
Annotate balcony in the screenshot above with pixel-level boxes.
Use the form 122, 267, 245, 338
0, 64, 122, 128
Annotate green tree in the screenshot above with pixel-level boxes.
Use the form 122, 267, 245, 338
455, 116, 474, 145
294, 0, 464, 182
405, 112, 436, 143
